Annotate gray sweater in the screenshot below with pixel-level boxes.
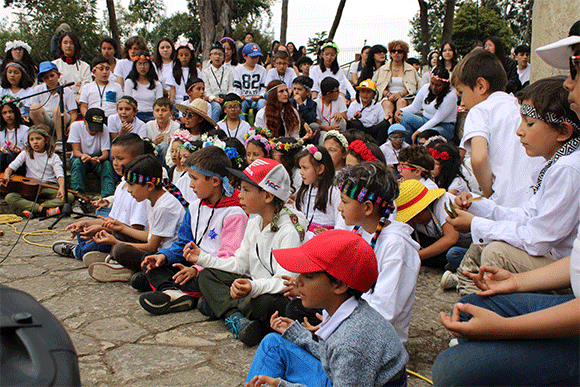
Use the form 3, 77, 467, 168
280, 299, 408, 387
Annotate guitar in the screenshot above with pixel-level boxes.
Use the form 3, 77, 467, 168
0, 173, 93, 203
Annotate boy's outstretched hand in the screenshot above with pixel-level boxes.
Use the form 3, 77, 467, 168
183, 241, 201, 263
245, 375, 280, 387
141, 254, 167, 273
269, 311, 293, 334
230, 278, 252, 299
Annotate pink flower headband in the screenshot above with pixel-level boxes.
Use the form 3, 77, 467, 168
171, 129, 195, 143
220, 37, 235, 44
175, 40, 194, 51
430, 72, 450, 83
306, 144, 322, 161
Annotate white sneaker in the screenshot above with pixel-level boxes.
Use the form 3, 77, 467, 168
88, 262, 133, 282
82, 252, 109, 267
449, 338, 459, 347
55, 140, 63, 153
440, 270, 459, 290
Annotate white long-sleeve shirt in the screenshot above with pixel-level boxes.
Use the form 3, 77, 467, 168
310, 64, 356, 99
400, 83, 457, 132
202, 64, 234, 101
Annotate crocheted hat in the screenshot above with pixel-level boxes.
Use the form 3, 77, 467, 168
395, 179, 445, 223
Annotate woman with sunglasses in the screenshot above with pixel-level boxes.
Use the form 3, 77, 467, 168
374, 40, 421, 125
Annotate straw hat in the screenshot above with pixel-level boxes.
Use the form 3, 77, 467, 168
175, 98, 216, 127
395, 179, 445, 223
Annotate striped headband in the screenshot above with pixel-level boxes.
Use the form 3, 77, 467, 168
338, 179, 386, 207
125, 171, 163, 185
5, 61, 26, 73
521, 103, 580, 133
117, 97, 137, 109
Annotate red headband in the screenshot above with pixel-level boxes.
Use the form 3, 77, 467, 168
428, 148, 451, 161
348, 140, 377, 162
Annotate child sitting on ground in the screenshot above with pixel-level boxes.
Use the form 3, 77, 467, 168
146, 97, 180, 166
397, 145, 437, 189
245, 230, 408, 387
264, 50, 297, 93
52, 133, 150, 260
87, 154, 186, 283
107, 96, 147, 140
244, 127, 272, 165
2, 125, 73, 217
233, 43, 267, 121
269, 137, 303, 194
0, 96, 27, 172
217, 93, 251, 144
183, 158, 307, 347
202, 42, 233, 123
428, 143, 469, 195
137, 146, 248, 314
174, 140, 200, 204
79, 56, 122, 118
292, 76, 320, 144
316, 77, 347, 133
446, 76, 580, 295
68, 108, 115, 198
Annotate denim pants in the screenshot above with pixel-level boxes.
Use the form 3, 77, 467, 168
70, 157, 115, 197
241, 98, 266, 121
246, 332, 332, 386
446, 246, 468, 271
136, 111, 155, 123
210, 101, 223, 123
432, 292, 579, 386
399, 112, 455, 143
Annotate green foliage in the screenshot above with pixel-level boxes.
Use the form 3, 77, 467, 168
409, 0, 454, 60
125, 0, 164, 44
307, 31, 327, 55
232, 18, 274, 57
481, 0, 533, 45
452, 0, 515, 56
149, 13, 201, 51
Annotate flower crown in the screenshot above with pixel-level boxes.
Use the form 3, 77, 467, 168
244, 127, 272, 152
201, 133, 226, 150
174, 40, 194, 51
0, 94, 23, 109
131, 54, 153, 62
224, 147, 244, 169
428, 148, 451, 161
323, 130, 348, 150
348, 140, 377, 162
178, 141, 199, 152
5, 40, 31, 53
270, 138, 304, 152
430, 72, 450, 83
171, 129, 195, 143
306, 144, 322, 161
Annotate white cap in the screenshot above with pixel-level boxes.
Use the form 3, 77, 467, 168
536, 35, 580, 70
228, 158, 291, 202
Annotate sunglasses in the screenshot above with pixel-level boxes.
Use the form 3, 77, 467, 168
571, 55, 580, 80
390, 49, 405, 54
184, 112, 198, 119
389, 136, 405, 142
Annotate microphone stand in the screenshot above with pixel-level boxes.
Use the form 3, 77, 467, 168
14, 82, 96, 229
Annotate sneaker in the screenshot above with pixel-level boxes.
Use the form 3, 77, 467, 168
440, 270, 459, 290
197, 296, 217, 319
139, 289, 197, 315
131, 271, 151, 292
82, 252, 109, 267
52, 240, 77, 259
224, 312, 268, 346
45, 207, 61, 217
55, 140, 63, 153
449, 338, 459, 347
88, 262, 133, 282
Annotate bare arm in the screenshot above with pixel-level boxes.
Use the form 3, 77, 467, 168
469, 136, 493, 198
418, 222, 459, 261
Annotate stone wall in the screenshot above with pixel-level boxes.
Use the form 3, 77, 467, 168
530, 0, 580, 82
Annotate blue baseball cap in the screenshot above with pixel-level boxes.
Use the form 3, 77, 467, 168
242, 43, 263, 57
37, 61, 59, 81
388, 124, 409, 136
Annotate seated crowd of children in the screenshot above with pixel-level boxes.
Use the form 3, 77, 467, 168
1, 23, 580, 386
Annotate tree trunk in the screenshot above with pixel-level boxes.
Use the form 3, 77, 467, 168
280, 0, 288, 45
198, 0, 233, 60
441, 0, 455, 43
418, 0, 430, 63
328, 0, 347, 41
106, 0, 121, 51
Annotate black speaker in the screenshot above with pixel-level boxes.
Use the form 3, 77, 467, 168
0, 285, 80, 386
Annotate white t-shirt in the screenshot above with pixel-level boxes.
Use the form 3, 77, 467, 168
29, 83, 77, 116
401, 83, 458, 132
447, 176, 469, 194
310, 64, 356, 99
254, 107, 301, 138
106, 113, 147, 138
232, 64, 267, 97
349, 61, 362, 80
298, 185, 343, 240
0, 125, 28, 150
8, 150, 64, 183
414, 192, 454, 239
517, 65, 531, 86
52, 58, 92, 98
108, 181, 149, 227
387, 77, 406, 94
147, 191, 185, 250
460, 92, 542, 207
67, 120, 110, 156
264, 67, 297, 90
316, 96, 347, 126
571, 230, 580, 298
380, 141, 409, 166
79, 81, 123, 117
217, 118, 251, 144
108, 58, 119, 83
419, 177, 439, 190
146, 119, 180, 143
123, 79, 164, 113
159, 62, 174, 91
347, 100, 383, 127
113, 59, 133, 82
166, 67, 204, 104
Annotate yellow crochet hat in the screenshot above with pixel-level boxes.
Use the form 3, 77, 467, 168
395, 179, 445, 223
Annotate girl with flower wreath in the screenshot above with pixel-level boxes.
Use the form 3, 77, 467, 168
1, 40, 37, 81
269, 137, 303, 194
174, 139, 202, 204
167, 129, 195, 181
166, 40, 203, 106
295, 144, 343, 240
428, 142, 469, 195
346, 139, 386, 167
51, 32, 92, 100
124, 51, 163, 123
309, 41, 356, 103
114, 36, 148, 88
244, 127, 272, 165
322, 130, 348, 173
0, 61, 34, 117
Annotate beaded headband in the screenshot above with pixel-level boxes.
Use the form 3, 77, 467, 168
131, 54, 153, 62
270, 138, 304, 152
348, 140, 377, 162
220, 37, 235, 44
117, 97, 137, 109
190, 165, 234, 196
430, 72, 450, 83
305, 144, 322, 161
267, 82, 286, 93
520, 103, 580, 133
5, 40, 31, 53
338, 179, 386, 207
125, 171, 163, 186
4, 61, 26, 73
323, 130, 348, 150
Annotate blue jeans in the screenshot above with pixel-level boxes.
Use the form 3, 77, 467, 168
74, 234, 111, 260
246, 333, 332, 386
399, 112, 455, 143
210, 101, 223, 123
242, 98, 266, 121
136, 111, 155, 123
446, 247, 468, 271
432, 293, 579, 386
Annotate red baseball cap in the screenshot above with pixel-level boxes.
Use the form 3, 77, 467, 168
273, 230, 378, 292
228, 158, 291, 202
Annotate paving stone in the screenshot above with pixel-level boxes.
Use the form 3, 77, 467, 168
69, 332, 101, 356
0, 264, 47, 279
85, 317, 149, 343
153, 327, 217, 347
8, 274, 69, 302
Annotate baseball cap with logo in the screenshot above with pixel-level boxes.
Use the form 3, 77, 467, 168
227, 158, 291, 202
242, 43, 263, 57
85, 108, 106, 132
356, 79, 377, 93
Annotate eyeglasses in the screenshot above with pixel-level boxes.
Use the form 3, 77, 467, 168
397, 164, 416, 172
210, 51, 224, 57
390, 49, 405, 54
274, 61, 289, 66
571, 55, 580, 80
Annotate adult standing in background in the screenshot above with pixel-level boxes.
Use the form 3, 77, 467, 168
483, 36, 521, 93
349, 45, 370, 85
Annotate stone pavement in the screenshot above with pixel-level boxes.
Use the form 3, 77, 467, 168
0, 215, 460, 386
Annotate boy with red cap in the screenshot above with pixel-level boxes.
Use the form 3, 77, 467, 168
245, 230, 408, 387
183, 158, 307, 347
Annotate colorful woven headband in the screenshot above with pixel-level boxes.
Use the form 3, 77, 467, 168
323, 130, 348, 150
430, 72, 450, 83
348, 140, 377, 162
1, 94, 23, 108
131, 54, 153, 62
117, 97, 137, 109
190, 165, 234, 197
4, 61, 26, 73
27, 126, 50, 137
520, 103, 580, 133
338, 179, 386, 207
306, 144, 322, 161
428, 148, 451, 161
175, 41, 194, 51
270, 138, 304, 152
125, 171, 163, 185
321, 41, 340, 54
5, 40, 31, 53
